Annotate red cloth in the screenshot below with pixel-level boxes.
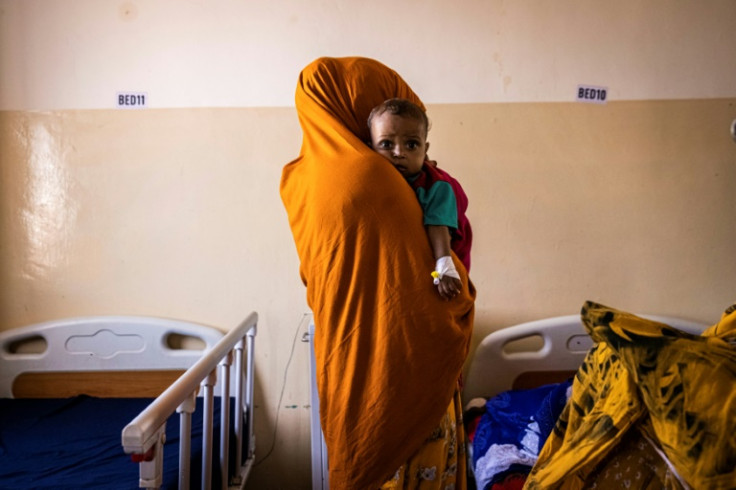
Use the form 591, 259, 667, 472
490, 473, 527, 490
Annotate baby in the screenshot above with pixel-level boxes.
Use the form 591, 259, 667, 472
368, 98, 472, 299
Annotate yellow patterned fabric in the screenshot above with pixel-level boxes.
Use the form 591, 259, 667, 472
581, 425, 686, 489
381, 388, 467, 490
525, 301, 736, 490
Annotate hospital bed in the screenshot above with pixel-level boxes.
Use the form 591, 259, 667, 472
0, 313, 257, 489
462, 310, 716, 490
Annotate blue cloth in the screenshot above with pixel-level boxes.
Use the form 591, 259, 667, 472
472, 380, 571, 489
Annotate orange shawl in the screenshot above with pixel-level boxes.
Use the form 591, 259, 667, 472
280, 57, 475, 489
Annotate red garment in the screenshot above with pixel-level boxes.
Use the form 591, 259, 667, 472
410, 163, 473, 272
490, 473, 527, 490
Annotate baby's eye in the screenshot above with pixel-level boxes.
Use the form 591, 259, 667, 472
377, 140, 392, 149
406, 140, 420, 150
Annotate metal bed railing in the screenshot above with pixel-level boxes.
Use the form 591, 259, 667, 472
122, 312, 257, 490
301, 317, 329, 490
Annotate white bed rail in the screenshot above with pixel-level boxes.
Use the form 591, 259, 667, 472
122, 312, 257, 490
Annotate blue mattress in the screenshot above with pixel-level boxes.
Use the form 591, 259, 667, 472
0, 396, 239, 489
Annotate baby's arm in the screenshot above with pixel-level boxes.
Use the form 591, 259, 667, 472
426, 225, 462, 299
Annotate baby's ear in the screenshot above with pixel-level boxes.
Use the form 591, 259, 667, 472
425, 141, 430, 153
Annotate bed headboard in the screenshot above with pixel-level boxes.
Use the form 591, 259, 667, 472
463, 313, 708, 406
0, 316, 224, 398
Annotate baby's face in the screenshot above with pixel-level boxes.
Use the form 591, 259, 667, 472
369, 113, 428, 178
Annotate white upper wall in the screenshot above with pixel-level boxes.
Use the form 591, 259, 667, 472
2, 0, 735, 110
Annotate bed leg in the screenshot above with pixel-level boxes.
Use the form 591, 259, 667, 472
177, 391, 197, 490
219, 352, 232, 489
201, 370, 217, 490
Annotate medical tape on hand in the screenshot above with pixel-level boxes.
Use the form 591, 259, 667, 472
431, 256, 460, 285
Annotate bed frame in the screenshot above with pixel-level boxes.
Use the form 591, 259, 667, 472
0, 313, 257, 489
463, 313, 708, 405
303, 318, 329, 490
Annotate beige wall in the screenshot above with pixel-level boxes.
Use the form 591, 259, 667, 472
2, 1, 736, 488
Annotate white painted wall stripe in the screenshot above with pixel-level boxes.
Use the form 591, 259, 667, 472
1, 0, 735, 110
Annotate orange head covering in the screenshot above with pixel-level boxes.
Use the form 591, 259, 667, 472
296, 56, 425, 145
281, 56, 474, 489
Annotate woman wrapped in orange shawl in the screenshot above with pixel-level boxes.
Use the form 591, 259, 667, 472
280, 57, 475, 488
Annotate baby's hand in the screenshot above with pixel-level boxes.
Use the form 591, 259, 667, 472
432, 256, 462, 300
436, 275, 462, 300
